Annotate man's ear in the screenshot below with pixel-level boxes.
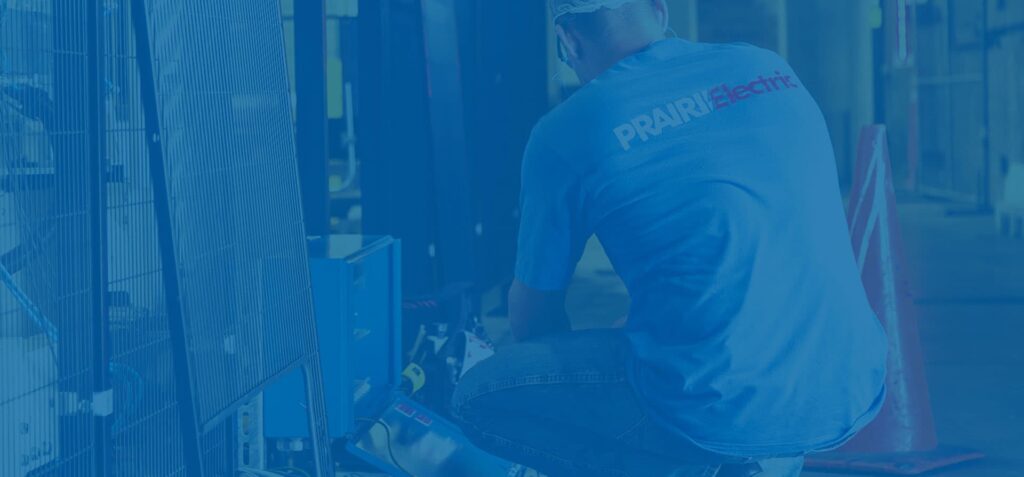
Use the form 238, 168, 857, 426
555, 24, 582, 63
652, 0, 669, 33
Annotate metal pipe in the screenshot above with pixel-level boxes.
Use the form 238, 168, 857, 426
335, 82, 358, 192
981, 0, 992, 210
87, 0, 111, 472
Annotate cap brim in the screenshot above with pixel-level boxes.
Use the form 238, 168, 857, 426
551, 0, 639, 21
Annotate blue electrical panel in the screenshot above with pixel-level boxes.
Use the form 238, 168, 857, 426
264, 235, 402, 439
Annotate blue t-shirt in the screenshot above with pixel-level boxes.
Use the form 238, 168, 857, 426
515, 39, 887, 457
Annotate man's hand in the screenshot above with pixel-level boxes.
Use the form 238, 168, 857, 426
507, 280, 571, 342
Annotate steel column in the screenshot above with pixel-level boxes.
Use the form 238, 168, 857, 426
87, 0, 111, 474
295, 0, 331, 236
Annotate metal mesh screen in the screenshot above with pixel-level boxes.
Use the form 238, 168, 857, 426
105, 0, 274, 474
103, 0, 188, 473
141, 0, 319, 428
0, 1, 98, 475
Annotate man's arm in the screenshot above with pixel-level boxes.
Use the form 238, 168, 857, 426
510, 134, 586, 341
507, 279, 571, 342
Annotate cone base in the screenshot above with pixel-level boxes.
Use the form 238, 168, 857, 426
804, 446, 984, 475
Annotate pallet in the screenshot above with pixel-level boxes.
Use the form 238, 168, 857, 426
996, 203, 1024, 238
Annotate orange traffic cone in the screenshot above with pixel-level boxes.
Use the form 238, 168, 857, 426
805, 126, 983, 474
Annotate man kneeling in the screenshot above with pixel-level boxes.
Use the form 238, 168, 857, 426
452, 1, 888, 476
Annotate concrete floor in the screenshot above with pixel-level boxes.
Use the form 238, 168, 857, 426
485, 198, 1024, 476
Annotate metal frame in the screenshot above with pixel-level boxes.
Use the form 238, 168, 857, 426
295, 0, 331, 237
86, 0, 111, 473
359, 0, 484, 296
420, 0, 477, 290
359, 0, 438, 297
459, 0, 548, 291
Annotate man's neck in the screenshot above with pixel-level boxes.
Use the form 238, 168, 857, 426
583, 34, 666, 83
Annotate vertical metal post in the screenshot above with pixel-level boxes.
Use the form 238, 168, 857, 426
282, 5, 335, 474
980, 0, 992, 210
87, 0, 111, 474
129, 0, 206, 475
873, 8, 887, 125
295, 0, 330, 236
52, 0, 96, 470
422, 0, 477, 288
301, 360, 334, 477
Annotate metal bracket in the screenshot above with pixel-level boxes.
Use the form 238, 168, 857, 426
92, 389, 114, 417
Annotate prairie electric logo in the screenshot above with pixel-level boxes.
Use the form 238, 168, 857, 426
613, 71, 801, 151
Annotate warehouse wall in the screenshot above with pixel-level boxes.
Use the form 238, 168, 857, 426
696, 0, 788, 56
786, 0, 876, 189
915, 0, 987, 201
912, 0, 1024, 205
988, 0, 1024, 204
666, 0, 698, 40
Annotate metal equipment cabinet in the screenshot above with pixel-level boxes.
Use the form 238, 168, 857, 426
264, 235, 402, 439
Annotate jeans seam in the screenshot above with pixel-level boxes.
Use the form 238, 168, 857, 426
614, 414, 649, 441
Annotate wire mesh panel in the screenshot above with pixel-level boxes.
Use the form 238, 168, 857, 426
102, 0, 190, 472
104, 0, 285, 474
140, 0, 321, 429
0, 0, 99, 475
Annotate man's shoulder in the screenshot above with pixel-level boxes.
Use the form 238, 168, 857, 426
526, 91, 630, 175
526, 92, 600, 153
708, 41, 785, 62
537, 86, 604, 128
530, 77, 639, 145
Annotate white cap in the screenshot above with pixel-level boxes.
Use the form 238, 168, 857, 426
549, 0, 641, 22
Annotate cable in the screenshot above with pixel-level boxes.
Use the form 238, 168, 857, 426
109, 361, 145, 432
356, 418, 414, 477
0, 260, 59, 366
0, 261, 58, 344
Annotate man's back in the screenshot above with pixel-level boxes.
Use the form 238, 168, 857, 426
517, 39, 888, 456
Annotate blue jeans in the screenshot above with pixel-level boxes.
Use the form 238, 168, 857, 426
451, 330, 804, 477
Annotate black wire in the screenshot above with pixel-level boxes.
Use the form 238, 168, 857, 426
356, 418, 414, 477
